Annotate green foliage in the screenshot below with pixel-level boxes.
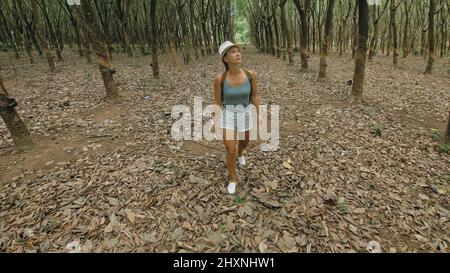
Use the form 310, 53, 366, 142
431, 131, 443, 141
371, 124, 384, 137
436, 144, 450, 154
234, 195, 245, 204
233, 0, 250, 44
0, 41, 15, 52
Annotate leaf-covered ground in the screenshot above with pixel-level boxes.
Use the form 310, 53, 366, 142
0, 47, 449, 253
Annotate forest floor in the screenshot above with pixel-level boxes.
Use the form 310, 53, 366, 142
0, 47, 449, 253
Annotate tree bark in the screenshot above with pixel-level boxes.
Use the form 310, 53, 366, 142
402, 0, 413, 58
0, 75, 34, 151
123, 1, 134, 58
439, 0, 445, 58
351, 0, 369, 104
319, 0, 335, 79
425, 0, 435, 73
12, 1, 34, 63
280, 0, 293, 65
390, 0, 399, 66
81, 0, 119, 101
150, 0, 160, 78
351, 2, 358, 58
272, 2, 281, 58
74, 6, 92, 64
177, 0, 191, 64
17, 0, 36, 62
293, 0, 310, 70
40, 0, 63, 62
31, 0, 55, 72
0, 4, 20, 59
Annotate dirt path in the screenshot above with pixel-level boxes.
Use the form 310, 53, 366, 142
0, 48, 449, 253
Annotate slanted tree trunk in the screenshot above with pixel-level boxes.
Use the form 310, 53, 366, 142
12, 1, 34, 63
319, 0, 335, 79
425, 0, 435, 73
0, 76, 34, 151
64, 0, 84, 58
351, 0, 369, 105
40, 0, 63, 62
0, 2, 20, 59
74, 5, 92, 64
293, 0, 310, 70
93, 0, 114, 60
81, 0, 119, 101
17, 1, 36, 62
150, 0, 159, 78
31, 0, 55, 72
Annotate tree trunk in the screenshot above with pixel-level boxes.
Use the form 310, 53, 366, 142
0, 6, 20, 59
31, 0, 55, 72
177, 0, 191, 64
351, 2, 358, 59
272, 3, 281, 58
74, 6, 92, 64
425, 0, 435, 73
150, 0, 159, 78
280, 0, 293, 65
390, 0, 399, 66
123, 1, 134, 58
402, 1, 413, 58
189, 0, 199, 60
93, 0, 114, 60
351, 0, 369, 105
381, 24, 386, 55
368, 6, 379, 60
319, 0, 335, 79
0, 76, 34, 151
40, 0, 63, 62
293, 0, 310, 70
439, 0, 445, 58
13, 1, 34, 63
17, 1, 36, 62
81, 0, 119, 101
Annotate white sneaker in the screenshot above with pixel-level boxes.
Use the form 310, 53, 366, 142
238, 156, 246, 167
227, 182, 237, 194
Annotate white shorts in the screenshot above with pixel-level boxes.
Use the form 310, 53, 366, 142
220, 106, 253, 132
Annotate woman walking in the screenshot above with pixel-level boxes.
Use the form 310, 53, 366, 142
213, 41, 260, 194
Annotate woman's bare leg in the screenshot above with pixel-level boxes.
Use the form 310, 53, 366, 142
223, 129, 238, 182
238, 131, 250, 157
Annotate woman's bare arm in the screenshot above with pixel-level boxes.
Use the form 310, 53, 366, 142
213, 74, 223, 133
249, 70, 260, 116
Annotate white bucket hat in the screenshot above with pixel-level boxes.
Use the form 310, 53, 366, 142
219, 41, 239, 59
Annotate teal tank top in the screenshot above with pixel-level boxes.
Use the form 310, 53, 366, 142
222, 76, 251, 108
